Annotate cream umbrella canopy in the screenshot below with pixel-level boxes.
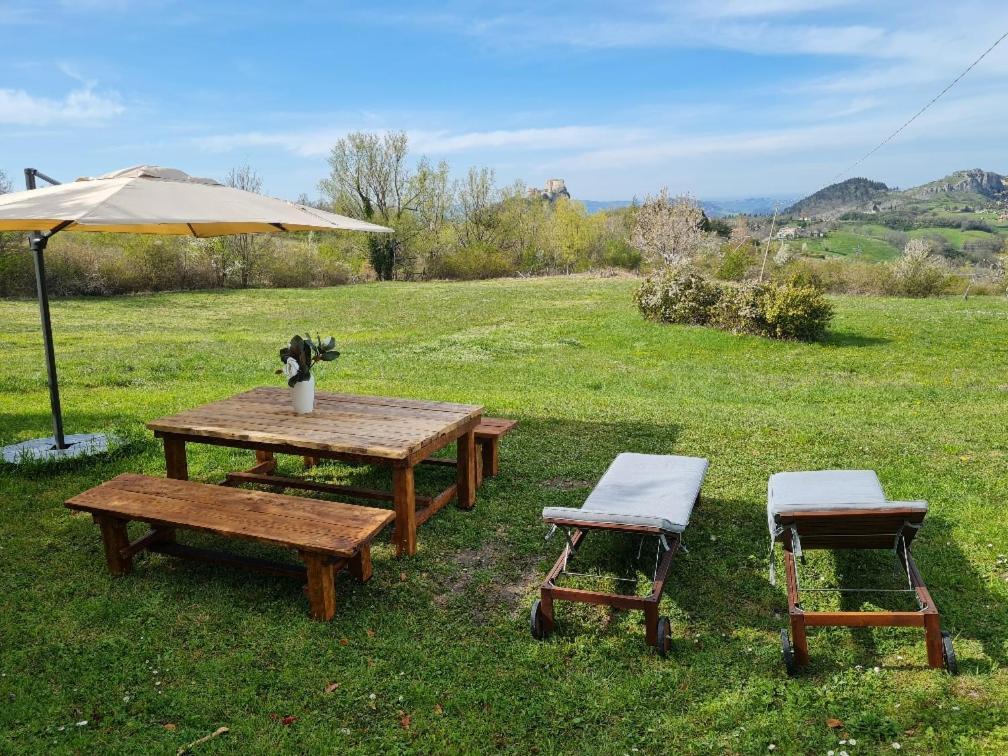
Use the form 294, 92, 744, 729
0, 165, 392, 462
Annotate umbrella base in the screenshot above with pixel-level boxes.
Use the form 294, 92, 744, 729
2, 433, 112, 464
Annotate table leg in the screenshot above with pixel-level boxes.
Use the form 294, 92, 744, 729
164, 436, 188, 480
456, 429, 476, 510
393, 466, 417, 557
254, 449, 277, 474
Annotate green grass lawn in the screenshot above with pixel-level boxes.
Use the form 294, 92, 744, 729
801, 230, 900, 261
2, 277, 1008, 754
907, 226, 1002, 249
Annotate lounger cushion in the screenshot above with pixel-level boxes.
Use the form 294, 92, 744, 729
542, 453, 708, 534
767, 470, 927, 535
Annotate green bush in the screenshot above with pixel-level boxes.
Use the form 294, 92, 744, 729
431, 242, 517, 280
640, 268, 833, 341
634, 265, 721, 325
761, 278, 834, 340
715, 243, 755, 281
710, 280, 771, 335
883, 245, 950, 297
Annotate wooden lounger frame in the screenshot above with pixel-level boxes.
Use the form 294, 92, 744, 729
776, 507, 950, 671
534, 492, 699, 654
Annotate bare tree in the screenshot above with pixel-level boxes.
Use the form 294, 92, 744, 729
457, 166, 498, 247
218, 164, 270, 287
320, 131, 454, 279
729, 214, 751, 246
0, 169, 10, 194
630, 189, 711, 267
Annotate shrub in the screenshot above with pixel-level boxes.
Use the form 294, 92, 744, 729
761, 277, 834, 340
634, 265, 721, 324
433, 242, 517, 280
712, 278, 833, 340
715, 243, 755, 281
711, 280, 771, 335
884, 239, 950, 297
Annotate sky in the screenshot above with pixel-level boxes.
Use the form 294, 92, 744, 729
1, 0, 1007, 202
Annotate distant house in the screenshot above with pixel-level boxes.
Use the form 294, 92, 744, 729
776, 226, 798, 240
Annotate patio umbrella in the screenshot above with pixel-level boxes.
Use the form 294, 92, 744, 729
0, 165, 392, 462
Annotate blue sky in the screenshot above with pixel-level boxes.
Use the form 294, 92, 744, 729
1, 0, 1007, 201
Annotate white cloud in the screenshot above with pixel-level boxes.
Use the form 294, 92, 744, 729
0, 84, 124, 126
195, 124, 641, 158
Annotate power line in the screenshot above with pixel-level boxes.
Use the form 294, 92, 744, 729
831, 29, 1008, 183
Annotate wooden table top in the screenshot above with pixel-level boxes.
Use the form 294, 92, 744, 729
147, 388, 483, 461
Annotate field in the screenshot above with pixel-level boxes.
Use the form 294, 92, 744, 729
2, 277, 1008, 754
801, 220, 1005, 263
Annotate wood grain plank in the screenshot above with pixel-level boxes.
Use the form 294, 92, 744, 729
67, 475, 393, 555
147, 388, 483, 459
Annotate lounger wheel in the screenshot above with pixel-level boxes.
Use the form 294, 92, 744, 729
941, 631, 958, 675
781, 629, 798, 677
656, 616, 671, 657
530, 599, 548, 640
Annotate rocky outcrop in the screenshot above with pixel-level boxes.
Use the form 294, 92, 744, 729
907, 169, 1005, 199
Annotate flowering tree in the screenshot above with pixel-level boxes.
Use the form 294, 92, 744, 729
630, 188, 711, 267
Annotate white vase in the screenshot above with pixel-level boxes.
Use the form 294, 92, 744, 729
291, 374, 315, 414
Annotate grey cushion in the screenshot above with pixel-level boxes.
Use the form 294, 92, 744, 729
767, 470, 928, 535
542, 453, 708, 534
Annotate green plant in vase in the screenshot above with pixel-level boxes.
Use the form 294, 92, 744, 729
276, 334, 340, 412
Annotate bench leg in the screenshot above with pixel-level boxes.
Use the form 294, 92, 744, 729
301, 551, 337, 621
349, 546, 373, 583
94, 515, 132, 575
456, 430, 477, 510
480, 438, 499, 480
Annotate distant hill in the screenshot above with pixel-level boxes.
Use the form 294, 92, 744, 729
786, 169, 1007, 219
581, 200, 633, 214
581, 195, 799, 217
784, 178, 889, 218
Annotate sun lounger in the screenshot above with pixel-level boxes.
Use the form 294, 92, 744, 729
532, 453, 708, 655
768, 469, 956, 674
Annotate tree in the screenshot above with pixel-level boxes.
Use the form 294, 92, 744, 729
729, 215, 751, 246
0, 169, 10, 194
219, 164, 271, 288
630, 189, 712, 267
319, 131, 452, 280
456, 166, 498, 248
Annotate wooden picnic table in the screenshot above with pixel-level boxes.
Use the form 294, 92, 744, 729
147, 387, 483, 556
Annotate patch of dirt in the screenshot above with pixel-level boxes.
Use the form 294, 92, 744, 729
433, 527, 542, 616
540, 477, 593, 491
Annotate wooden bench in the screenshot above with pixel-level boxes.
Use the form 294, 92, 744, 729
474, 417, 517, 480
303, 417, 516, 485
65, 474, 394, 621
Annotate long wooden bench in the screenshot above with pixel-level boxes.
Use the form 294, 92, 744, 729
302, 417, 517, 484
65, 474, 394, 621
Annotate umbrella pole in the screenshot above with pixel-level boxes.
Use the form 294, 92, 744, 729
30, 233, 66, 450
